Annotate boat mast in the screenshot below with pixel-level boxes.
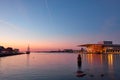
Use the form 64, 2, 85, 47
27, 45, 30, 51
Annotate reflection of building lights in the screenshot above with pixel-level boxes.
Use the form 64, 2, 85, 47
87, 54, 93, 64
108, 54, 113, 69
90, 54, 93, 64
100, 54, 103, 64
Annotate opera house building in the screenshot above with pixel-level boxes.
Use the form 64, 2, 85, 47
78, 41, 120, 54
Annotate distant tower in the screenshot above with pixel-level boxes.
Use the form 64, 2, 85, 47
26, 45, 30, 54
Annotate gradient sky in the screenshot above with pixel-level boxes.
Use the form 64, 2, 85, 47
0, 0, 120, 51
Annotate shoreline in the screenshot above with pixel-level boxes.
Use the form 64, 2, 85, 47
0, 52, 25, 57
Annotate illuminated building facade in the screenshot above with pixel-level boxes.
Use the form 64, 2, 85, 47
78, 41, 120, 54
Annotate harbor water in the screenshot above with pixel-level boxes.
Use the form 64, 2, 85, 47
0, 53, 120, 80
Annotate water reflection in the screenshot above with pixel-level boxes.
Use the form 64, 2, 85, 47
0, 53, 120, 80
108, 54, 113, 69
26, 54, 30, 67
0, 58, 1, 67
84, 54, 114, 71
81, 53, 120, 79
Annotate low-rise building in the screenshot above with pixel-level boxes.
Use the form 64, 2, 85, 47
0, 46, 20, 54
14, 49, 19, 53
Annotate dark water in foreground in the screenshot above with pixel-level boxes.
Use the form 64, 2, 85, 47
0, 53, 120, 80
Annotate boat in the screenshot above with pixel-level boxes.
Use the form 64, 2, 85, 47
26, 45, 30, 54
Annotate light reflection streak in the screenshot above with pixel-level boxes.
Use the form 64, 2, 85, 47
108, 54, 113, 69
87, 54, 93, 65
100, 54, 103, 65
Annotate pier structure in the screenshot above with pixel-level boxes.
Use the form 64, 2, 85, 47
78, 41, 120, 54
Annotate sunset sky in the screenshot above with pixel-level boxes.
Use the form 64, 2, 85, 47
0, 0, 120, 51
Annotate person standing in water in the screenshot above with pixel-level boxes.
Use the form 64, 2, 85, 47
77, 54, 82, 68
76, 54, 86, 77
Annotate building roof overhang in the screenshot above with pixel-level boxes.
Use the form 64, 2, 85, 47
78, 44, 120, 47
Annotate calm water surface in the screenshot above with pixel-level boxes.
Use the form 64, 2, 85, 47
0, 53, 120, 80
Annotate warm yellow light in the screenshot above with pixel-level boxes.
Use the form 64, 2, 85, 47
108, 54, 113, 69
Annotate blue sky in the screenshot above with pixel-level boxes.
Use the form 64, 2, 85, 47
0, 0, 120, 50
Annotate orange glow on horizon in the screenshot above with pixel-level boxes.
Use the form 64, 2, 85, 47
0, 40, 78, 51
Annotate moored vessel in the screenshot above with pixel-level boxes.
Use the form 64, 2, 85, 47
26, 45, 30, 54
